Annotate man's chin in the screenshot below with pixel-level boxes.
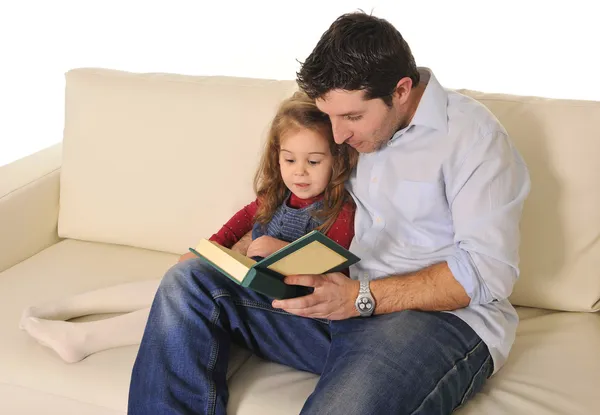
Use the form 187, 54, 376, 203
350, 141, 376, 153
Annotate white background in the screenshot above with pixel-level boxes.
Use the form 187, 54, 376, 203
1, 0, 598, 167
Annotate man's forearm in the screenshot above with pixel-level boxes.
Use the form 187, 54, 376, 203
370, 262, 471, 314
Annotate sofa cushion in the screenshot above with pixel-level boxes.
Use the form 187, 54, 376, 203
456, 308, 600, 415
2, 241, 599, 414
0, 239, 251, 413
460, 90, 600, 312
59, 68, 297, 255
0, 383, 122, 415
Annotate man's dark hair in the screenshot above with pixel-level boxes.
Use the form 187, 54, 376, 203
297, 12, 420, 106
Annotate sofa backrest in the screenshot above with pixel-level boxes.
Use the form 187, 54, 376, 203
58, 68, 600, 313
59, 68, 296, 255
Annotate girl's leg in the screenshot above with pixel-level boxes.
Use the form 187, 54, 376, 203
22, 308, 150, 363
20, 279, 160, 327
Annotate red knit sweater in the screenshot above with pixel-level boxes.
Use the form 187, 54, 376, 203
209, 194, 355, 250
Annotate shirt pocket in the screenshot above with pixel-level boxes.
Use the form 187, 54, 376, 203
393, 180, 452, 246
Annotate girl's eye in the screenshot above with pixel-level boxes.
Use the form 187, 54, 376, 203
308, 160, 321, 166
346, 115, 362, 121
285, 159, 294, 163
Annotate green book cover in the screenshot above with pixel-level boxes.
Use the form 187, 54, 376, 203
189, 230, 360, 299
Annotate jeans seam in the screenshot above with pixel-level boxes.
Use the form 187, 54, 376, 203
211, 289, 329, 324
409, 340, 486, 415
206, 303, 221, 415
457, 354, 492, 408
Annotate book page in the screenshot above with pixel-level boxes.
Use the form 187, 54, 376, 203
266, 240, 346, 275
195, 240, 256, 282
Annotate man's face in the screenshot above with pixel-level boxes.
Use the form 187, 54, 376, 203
315, 89, 402, 153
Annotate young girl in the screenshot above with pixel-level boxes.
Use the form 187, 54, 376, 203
19, 91, 358, 363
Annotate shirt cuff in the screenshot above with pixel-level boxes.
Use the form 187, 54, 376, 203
446, 247, 494, 305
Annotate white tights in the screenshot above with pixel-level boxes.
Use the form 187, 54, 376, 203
19, 280, 160, 363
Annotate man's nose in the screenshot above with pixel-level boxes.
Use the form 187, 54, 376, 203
332, 121, 352, 144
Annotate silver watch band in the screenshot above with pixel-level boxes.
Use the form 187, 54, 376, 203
359, 279, 370, 294
355, 275, 375, 316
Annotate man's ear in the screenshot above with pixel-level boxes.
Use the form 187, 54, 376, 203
393, 77, 413, 105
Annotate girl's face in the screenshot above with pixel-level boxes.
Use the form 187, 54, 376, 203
279, 127, 333, 200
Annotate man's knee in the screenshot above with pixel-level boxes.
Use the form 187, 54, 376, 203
161, 258, 208, 291
160, 258, 233, 301
319, 310, 488, 414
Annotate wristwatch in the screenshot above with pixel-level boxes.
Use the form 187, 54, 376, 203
355, 275, 375, 317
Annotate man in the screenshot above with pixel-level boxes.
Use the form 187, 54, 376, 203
128, 12, 530, 415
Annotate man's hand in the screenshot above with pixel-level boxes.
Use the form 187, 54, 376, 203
247, 236, 288, 258
272, 272, 360, 320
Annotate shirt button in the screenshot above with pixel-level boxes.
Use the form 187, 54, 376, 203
375, 217, 382, 224
371, 177, 378, 183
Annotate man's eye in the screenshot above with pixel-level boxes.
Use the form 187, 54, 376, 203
346, 115, 362, 121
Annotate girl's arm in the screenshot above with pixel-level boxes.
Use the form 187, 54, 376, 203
208, 199, 259, 248
179, 200, 259, 262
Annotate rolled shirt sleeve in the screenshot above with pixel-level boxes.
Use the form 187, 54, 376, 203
446, 131, 531, 305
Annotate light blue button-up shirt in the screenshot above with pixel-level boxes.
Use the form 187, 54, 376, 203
347, 68, 531, 374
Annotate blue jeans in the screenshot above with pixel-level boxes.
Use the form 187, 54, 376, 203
128, 259, 493, 414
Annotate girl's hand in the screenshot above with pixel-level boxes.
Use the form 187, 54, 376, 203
178, 251, 197, 263
247, 236, 289, 258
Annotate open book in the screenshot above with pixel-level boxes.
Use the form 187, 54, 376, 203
189, 230, 360, 299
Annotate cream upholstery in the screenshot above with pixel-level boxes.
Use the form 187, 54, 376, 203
59, 69, 297, 255
1, 68, 599, 414
0, 239, 252, 414
0, 144, 61, 272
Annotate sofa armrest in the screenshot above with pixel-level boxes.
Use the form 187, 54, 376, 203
0, 144, 62, 272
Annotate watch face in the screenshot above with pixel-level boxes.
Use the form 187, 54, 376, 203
357, 296, 373, 313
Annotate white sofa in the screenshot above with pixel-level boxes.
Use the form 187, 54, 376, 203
1, 68, 599, 414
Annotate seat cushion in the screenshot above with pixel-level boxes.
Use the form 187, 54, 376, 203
456, 308, 600, 415
0, 239, 251, 413
3, 239, 599, 414
227, 308, 600, 415
0, 383, 122, 415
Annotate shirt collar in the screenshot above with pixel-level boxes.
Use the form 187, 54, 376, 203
407, 67, 448, 133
